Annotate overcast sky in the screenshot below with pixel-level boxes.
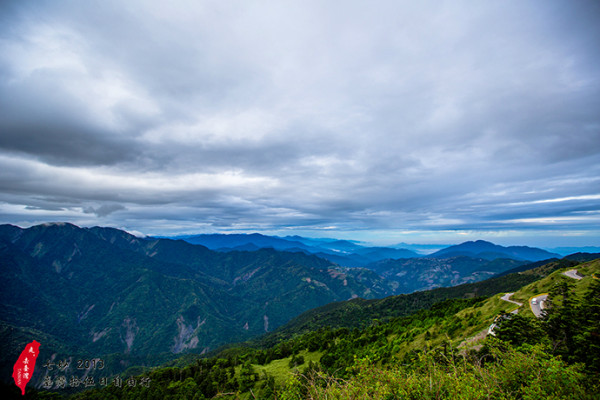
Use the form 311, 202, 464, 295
1, 0, 599, 247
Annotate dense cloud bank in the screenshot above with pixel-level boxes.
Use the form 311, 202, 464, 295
1, 1, 599, 245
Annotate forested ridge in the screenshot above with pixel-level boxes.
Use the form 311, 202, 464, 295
4, 258, 596, 399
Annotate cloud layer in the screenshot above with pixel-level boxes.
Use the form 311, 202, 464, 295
1, 1, 599, 245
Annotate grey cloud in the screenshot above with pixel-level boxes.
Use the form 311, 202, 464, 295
83, 204, 125, 217
25, 205, 65, 212
0, 74, 144, 167
0, 1, 599, 245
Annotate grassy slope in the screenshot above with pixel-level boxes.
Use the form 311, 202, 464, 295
364, 258, 600, 358
510, 258, 599, 317
457, 258, 600, 342
252, 350, 323, 386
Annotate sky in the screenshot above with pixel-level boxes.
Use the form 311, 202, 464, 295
0, 0, 599, 248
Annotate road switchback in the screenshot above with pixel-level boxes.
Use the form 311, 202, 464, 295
530, 294, 548, 318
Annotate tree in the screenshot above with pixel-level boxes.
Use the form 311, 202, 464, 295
494, 313, 545, 347
572, 279, 600, 372
543, 280, 578, 359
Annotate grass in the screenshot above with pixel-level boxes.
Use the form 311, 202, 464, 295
573, 259, 600, 294
390, 295, 511, 357
252, 350, 322, 385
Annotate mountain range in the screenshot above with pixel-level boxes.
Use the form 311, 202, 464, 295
175, 233, 419, 267
0, 223, 393, 379
176, 234, 560, 266
0, 223, 570, 384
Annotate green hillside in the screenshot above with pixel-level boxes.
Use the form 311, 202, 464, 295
34, 258, 598, 399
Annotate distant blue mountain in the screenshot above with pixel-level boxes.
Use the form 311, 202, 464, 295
430, 240, 560, 261
179, 233, 314, 252
176, 235, 561, 265
177, 233, 419, 267
281, 236, 365, 253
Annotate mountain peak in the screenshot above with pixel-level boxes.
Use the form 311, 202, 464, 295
431, 240, 559, 261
